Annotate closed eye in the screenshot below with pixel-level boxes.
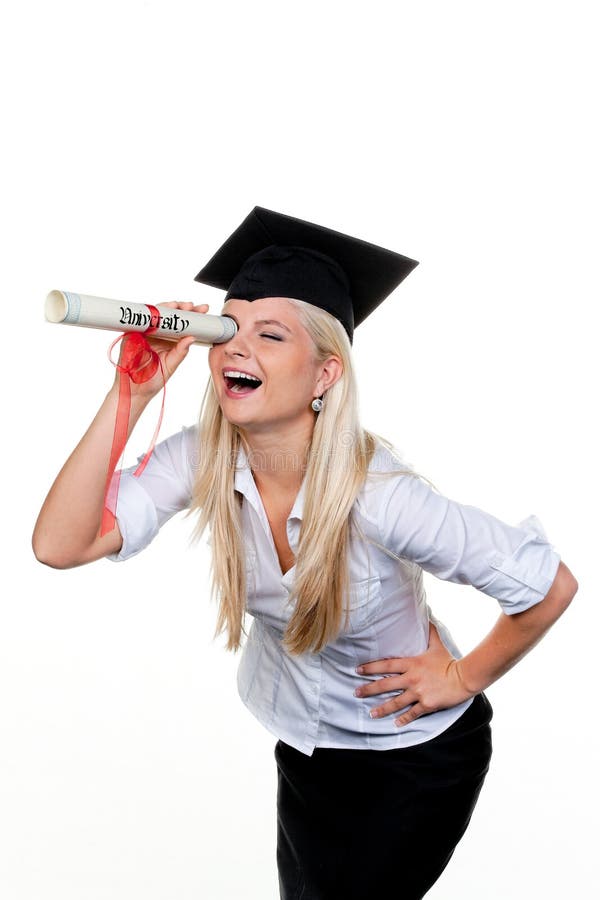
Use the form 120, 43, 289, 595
261, 333, 283, 341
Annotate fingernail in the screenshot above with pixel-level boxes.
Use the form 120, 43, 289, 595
369, 709, 379, 719
353, 688, 362, 697
356, 665, 364, 674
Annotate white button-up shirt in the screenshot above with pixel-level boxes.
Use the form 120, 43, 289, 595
109, 425, 561, 756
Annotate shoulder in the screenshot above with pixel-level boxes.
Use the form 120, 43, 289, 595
136, 423, 199, 496
353, 435, 425, 527
366, 435, 416, 475
363, 435, 423, 495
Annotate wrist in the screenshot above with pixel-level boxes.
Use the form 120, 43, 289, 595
106, 378, 151, 416
454, 654, 489, 696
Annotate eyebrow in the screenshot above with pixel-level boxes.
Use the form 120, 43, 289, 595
256, 318, 293, 334
223, 313, 293, 335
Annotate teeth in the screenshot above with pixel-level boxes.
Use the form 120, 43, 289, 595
224, 370, 261, 382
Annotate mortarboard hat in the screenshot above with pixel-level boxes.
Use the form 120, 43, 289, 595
194, 206, 418, 344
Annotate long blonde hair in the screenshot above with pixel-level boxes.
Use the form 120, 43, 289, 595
188, 297, 429, 655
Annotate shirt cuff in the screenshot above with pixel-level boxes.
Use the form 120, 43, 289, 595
105, 472, 159, 562
481, 514, 561, 614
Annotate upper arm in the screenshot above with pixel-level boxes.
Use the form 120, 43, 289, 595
32, 514, 124, 569
375, 470, 563, 615
76, 520, 125, 567
106, 425, 197, 563
519, 559, 578, 618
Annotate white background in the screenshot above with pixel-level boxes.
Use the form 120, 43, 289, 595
1, 1, 598, 897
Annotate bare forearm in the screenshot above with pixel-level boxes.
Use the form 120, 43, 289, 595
457, 560, 578, 694
32, 381, 150, 567
33, 312, 201, 568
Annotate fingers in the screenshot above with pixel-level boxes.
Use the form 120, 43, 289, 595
354, 674, 407, 698
354, 629, 463, 727
163, 335, 196, 376
356, 658, 408, 676
156, 301, 210, 314
362, 686, 434, 725
394, 703, 426, 727
368, 691, 417, 721
354, 654, 430, 726
354, 669, 416, 722
353, 674, 429, 726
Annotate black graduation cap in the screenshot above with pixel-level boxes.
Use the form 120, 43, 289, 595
194, 206, 418, 344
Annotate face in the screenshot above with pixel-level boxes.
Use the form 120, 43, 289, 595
208, 297, 341, 436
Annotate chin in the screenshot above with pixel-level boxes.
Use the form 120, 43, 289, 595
218, 405, 256, 428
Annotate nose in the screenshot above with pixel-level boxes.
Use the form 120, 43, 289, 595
223, 328, 250, 358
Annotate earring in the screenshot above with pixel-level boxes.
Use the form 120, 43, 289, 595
311, 397, 324, 412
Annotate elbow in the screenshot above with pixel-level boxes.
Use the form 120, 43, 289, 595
558, 560, 578, 605
545, 560, 578, 618
32, 540, 70, 570
561, 575, 578, 613
31, 530, 75, 570
508, 562, 577, 635
32, 524, 119, 568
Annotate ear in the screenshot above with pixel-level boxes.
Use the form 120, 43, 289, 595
315, 355, 343, 395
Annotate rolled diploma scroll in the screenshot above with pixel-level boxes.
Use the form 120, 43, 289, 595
45, 290, 237, 344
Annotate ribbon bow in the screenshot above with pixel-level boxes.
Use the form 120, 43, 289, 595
101, 307, 165, 537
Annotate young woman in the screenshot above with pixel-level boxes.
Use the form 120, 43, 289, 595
33, 208, 578, 899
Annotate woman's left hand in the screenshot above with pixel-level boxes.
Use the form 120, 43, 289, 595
354, 622, 475, 727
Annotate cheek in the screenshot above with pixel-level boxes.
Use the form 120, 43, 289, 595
207, 345, 219, 369
295, 359, 319, 389
285, 367, 318, 401
209, 360, 223, 389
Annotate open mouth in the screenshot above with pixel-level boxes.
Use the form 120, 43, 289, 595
224, 373, 263, 394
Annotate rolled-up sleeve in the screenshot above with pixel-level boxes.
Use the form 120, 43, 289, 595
376, 472, 561, 614
107, 425, 198, 562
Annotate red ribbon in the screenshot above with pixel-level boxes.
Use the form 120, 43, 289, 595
100, 306, 165, 537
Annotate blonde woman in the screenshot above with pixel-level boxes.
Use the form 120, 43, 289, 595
33, 208, 577, 899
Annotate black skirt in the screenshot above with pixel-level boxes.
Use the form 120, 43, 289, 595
275, 692, 493, 900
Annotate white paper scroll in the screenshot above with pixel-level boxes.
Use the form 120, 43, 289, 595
45, 291, 237, 344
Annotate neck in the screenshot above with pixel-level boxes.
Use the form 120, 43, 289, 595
239, 419, 314, 496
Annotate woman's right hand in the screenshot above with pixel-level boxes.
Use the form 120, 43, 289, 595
113, 301, 210, 401
32, 300, 212, 569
